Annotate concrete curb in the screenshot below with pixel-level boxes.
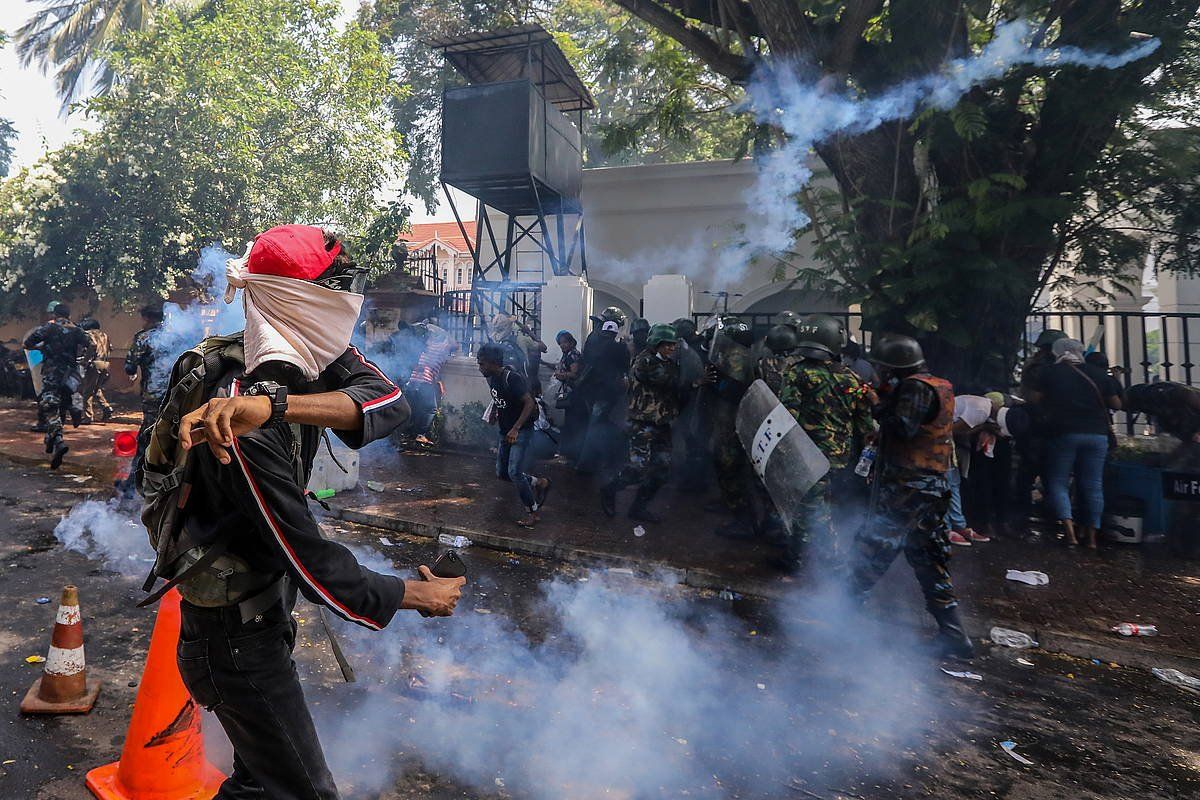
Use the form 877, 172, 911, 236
332, 503, 1200, 673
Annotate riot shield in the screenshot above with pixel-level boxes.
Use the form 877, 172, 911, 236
709, 330, 754, 384
736, 379, 831, 532
23, 326, 43, 395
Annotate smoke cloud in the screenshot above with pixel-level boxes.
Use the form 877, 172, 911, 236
316, 561, 938, 798
54, 496, 150, 578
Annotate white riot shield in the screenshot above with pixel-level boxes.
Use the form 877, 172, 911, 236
736, 379, 831, 531
709, 331, 754, 384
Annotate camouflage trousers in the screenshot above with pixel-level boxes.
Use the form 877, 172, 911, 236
848, 478, 957, 613
711, 403, 750, 510
38, 378, 83, 451
781, 474, 836, 565
80, 367, 113, 422
611, 422, 672, 501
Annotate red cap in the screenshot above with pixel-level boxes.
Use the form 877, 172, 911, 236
246, 225, 341, 281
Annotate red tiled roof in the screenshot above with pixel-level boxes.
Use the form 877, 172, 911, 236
398, 221, 476, 254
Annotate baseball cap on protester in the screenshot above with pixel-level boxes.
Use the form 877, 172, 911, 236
601, 321, 620, 333
224, 225, 365, 381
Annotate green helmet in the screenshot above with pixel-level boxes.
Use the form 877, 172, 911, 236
794, 314, 845, 360
46, 300, 62, 314
775, 310, 801, 330
764, 324, 799, 354
672, 317, 697, 339
1035, 328, 1067, 348
720, 316, 754, 346
868, 334, 926, 370
646, 324, 679, 348
630, 317, 651, 335
600, 306, 627, 326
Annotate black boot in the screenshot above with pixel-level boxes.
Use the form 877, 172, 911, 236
628, 487, 662, 524
929, 605, 976, 660
50, 440, 69, 470
599, 483, 619, 518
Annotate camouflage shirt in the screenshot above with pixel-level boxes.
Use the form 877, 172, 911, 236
23, 319, 89, 384
756, 353, 798, 397
126, 327, 163, 402
627, 348, 682, 426
778, 358, 875, 468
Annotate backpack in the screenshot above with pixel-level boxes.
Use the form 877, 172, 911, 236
138, 333, 249, 607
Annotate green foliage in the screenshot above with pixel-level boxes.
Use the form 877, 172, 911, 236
0, 0, 404, 312
0, 30, 15, 177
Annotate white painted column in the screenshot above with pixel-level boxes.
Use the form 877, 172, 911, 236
541, 275, 593, 347
641, 274, 693, 325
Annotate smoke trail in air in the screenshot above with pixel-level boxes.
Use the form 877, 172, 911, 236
54, 496, 150, 578
146, 243, 247, 395
590, 20, 1159, 290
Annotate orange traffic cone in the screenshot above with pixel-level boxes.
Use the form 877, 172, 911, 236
21, 585, 102, 714
86, 589, 225, 800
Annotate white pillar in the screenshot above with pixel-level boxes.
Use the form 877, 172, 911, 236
641, 274, 693, 324
541, 274, 593, 347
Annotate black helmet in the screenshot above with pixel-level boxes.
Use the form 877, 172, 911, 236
868, 334, 926, 370
600, 306, 627, 326
1035, 328, 1067, 348
646, 324, 679, 348
630, 317, 651, 335
764, 324, 798, 354
78, 317, 100, 332
794, 314, 845, 360
672, 317, 697, 339
720, 316, 754, 346
775, 310, 801, 330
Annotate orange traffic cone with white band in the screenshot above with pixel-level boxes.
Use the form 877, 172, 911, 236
86, 588, 224, 800
21, 585, 102, 714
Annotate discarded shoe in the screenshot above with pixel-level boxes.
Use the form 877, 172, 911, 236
948, 530, 972, 547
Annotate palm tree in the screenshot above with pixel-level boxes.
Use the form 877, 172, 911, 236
15, 0, 159, 110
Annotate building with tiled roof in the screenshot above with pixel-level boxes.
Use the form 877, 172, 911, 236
398, 222, 477, 291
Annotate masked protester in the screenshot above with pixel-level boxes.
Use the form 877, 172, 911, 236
148, 225, 465, 799
848, 335, 975, 660
601, 324, 686, 523
77, 317, 115, 424
774, 315, 875, 571
24, 302, 89, 469
477, 342, 552, 527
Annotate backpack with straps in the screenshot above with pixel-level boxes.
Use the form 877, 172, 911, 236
138, 333, 258, 608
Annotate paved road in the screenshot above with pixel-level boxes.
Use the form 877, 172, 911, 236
0, 458, 1197, 800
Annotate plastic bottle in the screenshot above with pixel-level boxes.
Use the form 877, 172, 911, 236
438, 534, 472, 548
1112, 623, 1157, 637
854, 444, 877, 478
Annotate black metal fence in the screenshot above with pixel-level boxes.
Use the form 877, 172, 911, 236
440, 284, 543, 355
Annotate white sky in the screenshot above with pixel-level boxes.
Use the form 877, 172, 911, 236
0, 0, 459, 222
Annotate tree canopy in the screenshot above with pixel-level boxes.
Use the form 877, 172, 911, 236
0, 0, 403, 312
609, 0, 1200, 384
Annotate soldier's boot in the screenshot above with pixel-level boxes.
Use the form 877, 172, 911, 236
70, 407, 83, 428
49, 435, 69, 470
929, 605, 976, 660
627, 486, 662, 524
31, 407, 48, 433
599, 482, 619, 518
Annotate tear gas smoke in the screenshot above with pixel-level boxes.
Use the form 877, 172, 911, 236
54, 496, 149, 578
317, 558, 939, 798
593, 20, 1160, 291
147, 244, 246, 395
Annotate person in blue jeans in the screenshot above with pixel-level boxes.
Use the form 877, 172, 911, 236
478, 343, 551, 527
1031, 339, 1123, 549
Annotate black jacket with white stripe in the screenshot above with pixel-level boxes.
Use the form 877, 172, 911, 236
182, 345, 410, 630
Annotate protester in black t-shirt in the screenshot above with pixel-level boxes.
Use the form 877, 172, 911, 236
478, 343, 551, 527
1032, 340, 1123, 549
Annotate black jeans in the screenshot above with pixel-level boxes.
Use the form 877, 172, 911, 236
178, 598, 338, 799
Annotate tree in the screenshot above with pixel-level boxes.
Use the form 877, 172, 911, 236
0, 31, 17, 176
15, 0, 161, 108
609, 0, 1200, 386
360, 0, 751, 211
0, 0, 403, 312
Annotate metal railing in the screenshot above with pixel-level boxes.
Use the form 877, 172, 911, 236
440, 285, 543, 354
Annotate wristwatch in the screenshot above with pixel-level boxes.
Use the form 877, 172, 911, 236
245, 381, 288, 428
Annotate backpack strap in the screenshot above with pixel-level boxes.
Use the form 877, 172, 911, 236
137, 533, 233, 607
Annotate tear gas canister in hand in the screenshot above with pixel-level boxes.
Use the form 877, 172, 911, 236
735, 380, 831, 534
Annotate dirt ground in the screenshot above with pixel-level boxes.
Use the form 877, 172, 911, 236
0, 458, 1198, 799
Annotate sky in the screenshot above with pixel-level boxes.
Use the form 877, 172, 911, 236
0, 0, 461, 223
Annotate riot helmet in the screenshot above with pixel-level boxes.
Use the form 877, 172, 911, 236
1034, 328, 1067, 349
600, 306, 628, 327
646, 324, 679, 348
794, 314, 845, 361
764, 324, 799, 355
868, 334, 926, 370
719, 316, 754, 347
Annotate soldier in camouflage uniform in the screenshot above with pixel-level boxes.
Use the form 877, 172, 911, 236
848, 335, 975, 660
708, 317, 756, 538
78, 317, 115, 424
756, 324, 800, 396
24, 302, 90, 469
776, 315, 875, 571
600, 325, 684, 524
122, 305, 165, 493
